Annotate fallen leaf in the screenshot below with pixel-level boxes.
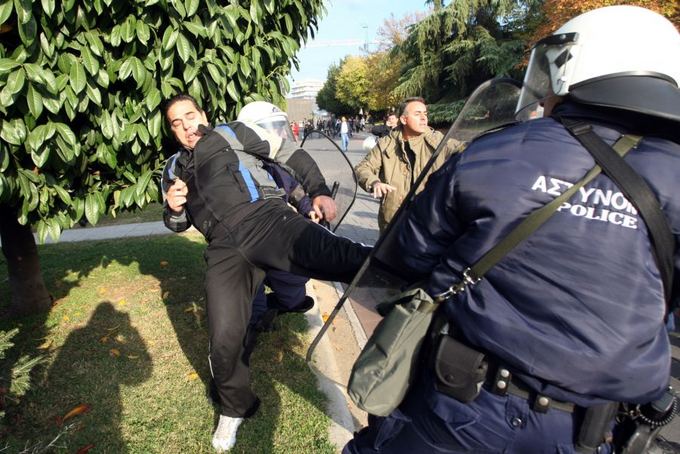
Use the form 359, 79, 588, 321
37, 339, 53, 350
106, 325, 120, 332
114, 334, 126, 343
97, 287, 107, 295
187, 372, 199, 381
159, 260, 169, 268
321, 312, 330, 323
109, 348, 120, 357
62, 315, 70, 322
275, 351, 283, 363
76, 444, 95, 454
117, 299, 127, 307
99, 336, 109, 344
62, 404, 91, 422
126, 355, 139, 359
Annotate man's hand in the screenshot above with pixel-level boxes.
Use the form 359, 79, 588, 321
167, 179, 188, 213
372, 182, 396, 199
312, 195, 337, 222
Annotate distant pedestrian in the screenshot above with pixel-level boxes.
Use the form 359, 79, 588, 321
340, 116, 350, 152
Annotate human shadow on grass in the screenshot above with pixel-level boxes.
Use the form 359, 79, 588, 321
1, 302, 151, 452
1, 235, 205, 446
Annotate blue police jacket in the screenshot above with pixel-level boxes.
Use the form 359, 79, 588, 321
397, 102, 678, 406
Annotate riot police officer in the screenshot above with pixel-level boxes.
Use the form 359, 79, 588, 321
345, 5, 680, 453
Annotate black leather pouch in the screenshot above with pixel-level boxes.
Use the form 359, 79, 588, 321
433, 335, 488, 403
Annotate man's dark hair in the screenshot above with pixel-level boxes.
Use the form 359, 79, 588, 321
163, 94, 204, 124
398, 97, 426, 117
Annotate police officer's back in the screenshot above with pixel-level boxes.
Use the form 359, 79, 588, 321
344, 5, 680, 453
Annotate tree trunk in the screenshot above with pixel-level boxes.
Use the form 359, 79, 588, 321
0, 204, 52, 317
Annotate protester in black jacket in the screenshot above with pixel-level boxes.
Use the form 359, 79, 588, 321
162, 94, 369, 452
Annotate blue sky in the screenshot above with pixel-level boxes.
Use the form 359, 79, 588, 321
289, 0, 432, 83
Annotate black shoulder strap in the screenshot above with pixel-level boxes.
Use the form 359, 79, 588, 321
559, 117, 674, 309
434, 134, 640, 303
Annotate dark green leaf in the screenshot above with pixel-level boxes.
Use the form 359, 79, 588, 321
145, 87, 161, 111
188, 77, 201, 101
182, 63, 198, 83
185, 0, 199, 16
26, 83, 43, 119
85, 192, 100, 225
55, 135, 75, 162
53, 184, 72, 205
0, 142, 9, 172
85, 31, 105, 57
249, 2, 259, 25
0, 0, 13, 25
36, 219, 47, 244
17, 15, 37, 46
284, 14, 293, 34
119, 58, 133, 80
136, 21, 150, 45
14, 0, 30, 24
183, 21, 205, 38
47, 218, 61, 241
147, 110, 161, 139
162, 28, 179, 52
172, 0, 186, 17
131, 57, 147, 88
175, 32, 191, 63
136, 123, 150, 145
1, 119, 27, 145
121, 186, 134, 207
226, 80, 238, 101
39, 33, 54, 58
69, 63, 87, 94
93, 69, 109, 90
81, 46, 100, 76
110, 25, 122, 47
5, 67, 25, 94
30, 144, 50, 167
86, 82, 102, 105
0, 58, 21, 74
206, 62, 221, 84
55, 122, 76, 147
39, 0, 54, 15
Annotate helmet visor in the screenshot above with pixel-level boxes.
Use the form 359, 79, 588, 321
516, 32, 579, 119
256, 118, 297, 143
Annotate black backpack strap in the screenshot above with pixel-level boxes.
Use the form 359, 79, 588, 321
559, 117, 675, 310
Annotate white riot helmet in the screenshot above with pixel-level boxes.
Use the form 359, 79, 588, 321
237, 101, 297, 142
516, 6, 680, 122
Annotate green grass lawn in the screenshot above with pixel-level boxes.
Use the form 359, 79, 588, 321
0, 234, 335, 453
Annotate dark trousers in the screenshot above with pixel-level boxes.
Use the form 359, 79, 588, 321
344, 372, 614, 454
204, 200, 369, 417
250, 269, 309, 324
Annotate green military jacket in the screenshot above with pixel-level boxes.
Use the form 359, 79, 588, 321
355, 127, 461, 231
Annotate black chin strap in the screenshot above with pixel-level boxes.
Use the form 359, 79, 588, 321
557, 116, 675, 311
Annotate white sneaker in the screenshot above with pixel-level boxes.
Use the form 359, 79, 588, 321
211, 415, 243, 452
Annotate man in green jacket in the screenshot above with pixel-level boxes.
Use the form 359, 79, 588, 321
355, 97, 462, 232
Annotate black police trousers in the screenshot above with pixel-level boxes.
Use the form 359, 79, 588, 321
203, 199, 370, 417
